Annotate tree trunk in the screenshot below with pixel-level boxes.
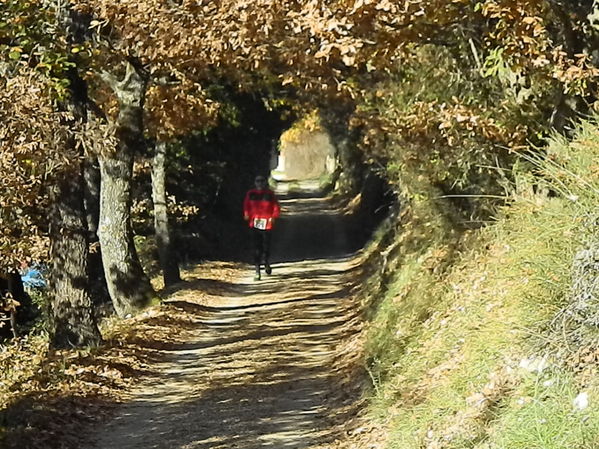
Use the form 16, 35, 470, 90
98, 149, 156, 317
84, 155, 112, 310
98, 61, 156, 317
5, 272, 30, 338
151, 141, 181, 286
49, 164, 103, 348
321, 105, 363, 194
46, 3, 102, 347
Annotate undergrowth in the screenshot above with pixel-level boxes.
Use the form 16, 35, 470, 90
360, 118, 599, 449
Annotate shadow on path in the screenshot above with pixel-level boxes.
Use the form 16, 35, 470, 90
85, 180, 367, 449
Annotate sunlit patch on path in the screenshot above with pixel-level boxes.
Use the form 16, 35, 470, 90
85, 181, 368, 449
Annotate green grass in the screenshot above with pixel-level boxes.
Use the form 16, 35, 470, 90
360, 118, 599, 448
487, 372, 599, 449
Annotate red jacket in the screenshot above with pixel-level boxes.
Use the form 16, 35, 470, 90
243, 188, 280, 230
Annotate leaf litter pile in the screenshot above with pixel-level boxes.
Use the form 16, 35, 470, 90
0, 262, 238, 449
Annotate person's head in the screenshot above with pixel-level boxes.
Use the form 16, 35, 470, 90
254, 175, 267, 189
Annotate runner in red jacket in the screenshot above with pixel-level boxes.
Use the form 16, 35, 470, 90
243, 175, 280, 280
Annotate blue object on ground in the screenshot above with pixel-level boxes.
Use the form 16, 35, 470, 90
21, 267, 46, 289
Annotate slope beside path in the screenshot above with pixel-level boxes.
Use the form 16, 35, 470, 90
85, 181, 382, 449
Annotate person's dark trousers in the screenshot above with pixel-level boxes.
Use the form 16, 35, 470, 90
252, 228, 271, 272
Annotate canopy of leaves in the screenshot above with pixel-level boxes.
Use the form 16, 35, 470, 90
2, 0, 599, 266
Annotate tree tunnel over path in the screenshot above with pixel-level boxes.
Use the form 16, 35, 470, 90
83, 178, 385, 449
171, 104, 385, 267
3, 2, 599, 447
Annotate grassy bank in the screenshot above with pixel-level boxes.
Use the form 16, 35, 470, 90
360, 119, 599, 448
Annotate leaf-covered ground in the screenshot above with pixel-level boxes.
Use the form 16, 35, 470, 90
1, 181, 384, 449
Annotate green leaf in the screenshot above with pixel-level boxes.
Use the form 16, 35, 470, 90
8, 51, 21, 60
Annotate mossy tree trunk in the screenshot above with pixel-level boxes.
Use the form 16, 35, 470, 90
98, 60, 156, 317
151, 141, 181, 287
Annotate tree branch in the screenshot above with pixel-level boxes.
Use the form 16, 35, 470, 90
98, 70, 119, 89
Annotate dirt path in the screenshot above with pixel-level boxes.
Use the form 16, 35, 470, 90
86, 181, 369, 449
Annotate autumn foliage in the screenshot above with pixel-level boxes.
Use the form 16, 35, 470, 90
0, 0, 597, 337
1, 1, 599, 447
0, 71, 65, 269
